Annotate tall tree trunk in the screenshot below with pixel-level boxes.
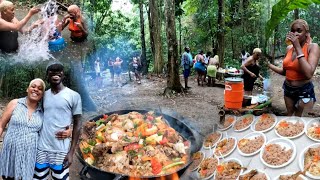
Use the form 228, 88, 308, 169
149, 0, 164, 75
266, 0, 270, 55
179, 15, 182, 56
208, 21, 215, 50
231, 29, 235, 59
255, 21, 259, 47
146, 4, 155, 60
272, 26, 278, 64
240, 0, 244, 48
139, 0, 148, 75
217, 0, 225, 67
294, 9, 299, 19
165, 0, 182, 92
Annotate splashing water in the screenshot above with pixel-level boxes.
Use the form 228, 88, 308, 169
13, 0, 59, 62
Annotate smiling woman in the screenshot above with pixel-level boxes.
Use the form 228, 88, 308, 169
0, 78, 45, 180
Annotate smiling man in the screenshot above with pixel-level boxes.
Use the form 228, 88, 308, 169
34, 61, 82, 180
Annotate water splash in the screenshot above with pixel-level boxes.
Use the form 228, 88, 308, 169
13, 0, 59, 62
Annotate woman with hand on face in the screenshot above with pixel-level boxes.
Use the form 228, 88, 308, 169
61, 4, 88, 42
268, 19, 320, 116
0, 79, 45, 180
0, 1, 40, 53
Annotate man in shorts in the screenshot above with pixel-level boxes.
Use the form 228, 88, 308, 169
181, 47, 193, 89
34, 61, 82, 180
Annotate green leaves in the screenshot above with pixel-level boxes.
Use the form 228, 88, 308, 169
265, 0, 320, 41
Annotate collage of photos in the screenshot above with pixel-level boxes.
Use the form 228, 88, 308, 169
0, 0, 320, 180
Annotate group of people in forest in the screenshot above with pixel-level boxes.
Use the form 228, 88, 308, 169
94, 56, 127, 87
181, 47, 220, 89
91, 55, 142, 89
182, 19, 319, 117
0, 0, 88, 53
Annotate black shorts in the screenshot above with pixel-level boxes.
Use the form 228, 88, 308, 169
282, 81, 316, 104
70, 35, 87, 42
243, 75, 257, 91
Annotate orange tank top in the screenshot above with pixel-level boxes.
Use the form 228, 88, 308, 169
283, 43, 309, 81
68, 18, 85, 38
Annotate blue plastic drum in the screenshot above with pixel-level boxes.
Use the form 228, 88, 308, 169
48, 37, 66, 52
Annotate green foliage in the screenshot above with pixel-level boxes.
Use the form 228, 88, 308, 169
0, 61, 44, 98
265, 0, 320, 41
224, 57, 241, 69
182, 0, 218, 52
0, 60, 73, 98
259, 58, 270, 78
81, 0, 141, 72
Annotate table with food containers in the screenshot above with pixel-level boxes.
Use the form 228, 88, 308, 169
182, 114, 320, 180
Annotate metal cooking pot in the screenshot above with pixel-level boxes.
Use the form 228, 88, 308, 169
78, 109, 196, 180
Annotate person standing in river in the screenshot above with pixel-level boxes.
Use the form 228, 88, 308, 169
61, 4, 88, 42
0, 1, 40, 53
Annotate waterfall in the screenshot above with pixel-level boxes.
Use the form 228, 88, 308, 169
14, 0, 59, 62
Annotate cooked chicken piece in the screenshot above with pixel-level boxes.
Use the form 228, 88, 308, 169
239, 169, 257, 180
108, 114, 119, 122
154, 147, 171, 164
163, 146, 179, 158
111, 142, 125, 153
123, 119, 134, 130
146, 149, 156, 156
105, 127, 126, 142
83, 121, 96, 137
92, 143, 110, 157
165, 130, 180, 143
279, 171, 303, 180
80, 133, 89, 141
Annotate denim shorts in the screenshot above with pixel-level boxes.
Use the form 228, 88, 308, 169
282, 81, 316, 104
183, 68, 191, 78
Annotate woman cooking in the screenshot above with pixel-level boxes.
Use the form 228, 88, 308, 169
268, 19, 320, 116
241, 48, 263, 95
